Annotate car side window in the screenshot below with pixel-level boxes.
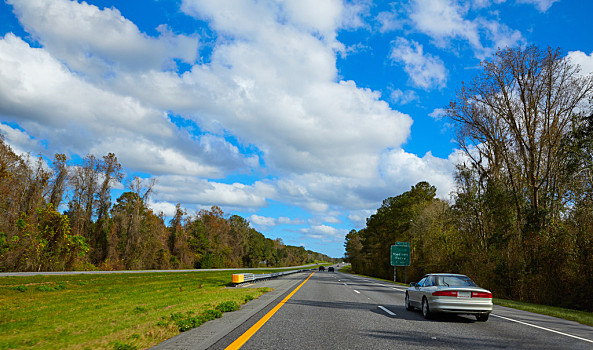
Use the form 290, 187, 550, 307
418, 277, 426, 287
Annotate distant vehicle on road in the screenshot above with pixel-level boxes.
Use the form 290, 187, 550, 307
328, 266, 334, 272
405, 273, 492, 321
319, 266, 325, 271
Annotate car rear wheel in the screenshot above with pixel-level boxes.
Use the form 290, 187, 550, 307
405, 293, 414, 311
476, 313, 489, 322
422, 297, 431, 319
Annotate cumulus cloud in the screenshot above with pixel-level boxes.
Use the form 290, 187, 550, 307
567, 51, 593, 76
390, 37, 447, 89
153, 175, 276, 208
380, 149, 458, 200
7, 0, 198, 79
0, 33, 250, 177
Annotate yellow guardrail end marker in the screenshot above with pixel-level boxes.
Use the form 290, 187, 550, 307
232, 274, 244, 283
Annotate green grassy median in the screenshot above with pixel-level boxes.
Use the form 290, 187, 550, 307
0, 270, 275, 350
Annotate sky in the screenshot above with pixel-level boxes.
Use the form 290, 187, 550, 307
1, 0, 592, 258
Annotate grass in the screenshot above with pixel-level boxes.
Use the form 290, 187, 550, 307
339, 265, 593, 327
0, 270, 280, 350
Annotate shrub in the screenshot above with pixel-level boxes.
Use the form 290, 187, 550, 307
216, 301, 239, 313
203, 309, 222, 320
13, 285, 28, 292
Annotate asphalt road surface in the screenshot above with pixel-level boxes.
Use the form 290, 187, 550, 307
154, 267, 593, 350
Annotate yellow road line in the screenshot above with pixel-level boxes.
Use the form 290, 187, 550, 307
225, 272, 315, 350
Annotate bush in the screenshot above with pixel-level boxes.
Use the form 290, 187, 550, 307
215, 301, 239, 313
203, 309, 223, 320
13, 285, 28, 292
176, 316, 207, 332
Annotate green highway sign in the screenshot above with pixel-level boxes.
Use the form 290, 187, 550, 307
391, 242, 410, 266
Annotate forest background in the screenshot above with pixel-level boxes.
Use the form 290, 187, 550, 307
0, 139, 337, 273
345, 46, 593, 312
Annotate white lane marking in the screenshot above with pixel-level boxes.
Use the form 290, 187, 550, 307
354, 290, 360, 294
491, 314, 593, 344
378, 305, 396, 316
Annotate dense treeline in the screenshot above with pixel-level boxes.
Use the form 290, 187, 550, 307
345, 46, 593, 312
0, 138, 336, 272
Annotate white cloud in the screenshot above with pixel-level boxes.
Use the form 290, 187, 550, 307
567, 51, 593, 76
147, 201, 178, 217
377, 10, 403, 33
429, 108, 446, 120
7, 0, 198, 79
380, 149, 458, 200
249, 215, 278, 227
300, 225, 349, 241
153, 175, 276, 209
0, 33, 256, 177
390, 89, 419, 105
409, 0, 523, 59
0, 123, 43, 157
248, 214, 306, 227
390, 37, 447, 89
516, 0, 559, 12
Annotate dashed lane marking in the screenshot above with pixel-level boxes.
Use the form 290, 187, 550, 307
378, 305, 396, 316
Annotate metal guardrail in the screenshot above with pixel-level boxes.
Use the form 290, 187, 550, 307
232, 269, 313, 286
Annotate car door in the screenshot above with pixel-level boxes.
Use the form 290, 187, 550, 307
409, 277, 427, 306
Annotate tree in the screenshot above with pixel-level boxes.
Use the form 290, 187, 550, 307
48, 153, 68, 210
447, 45, 593, 304
93, 153, 122, 263
447, 45, 593, 236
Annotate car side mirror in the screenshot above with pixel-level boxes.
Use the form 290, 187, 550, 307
409, 282, 417, 287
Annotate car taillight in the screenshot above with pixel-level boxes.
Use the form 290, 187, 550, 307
432, 291, 458, 297
471, 292, 492, 298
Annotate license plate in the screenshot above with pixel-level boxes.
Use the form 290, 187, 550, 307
458, 291, 471, 298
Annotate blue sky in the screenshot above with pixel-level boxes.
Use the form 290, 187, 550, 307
1, 0, 592, 258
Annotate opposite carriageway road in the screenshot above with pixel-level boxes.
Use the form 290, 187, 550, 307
154, 268, 593, 349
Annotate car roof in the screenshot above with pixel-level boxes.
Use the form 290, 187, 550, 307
423, 273, 468, 277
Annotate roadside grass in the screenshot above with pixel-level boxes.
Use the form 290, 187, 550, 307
493, 298, 593, 327
339, 266, 593, 327
0, 270, 280, 350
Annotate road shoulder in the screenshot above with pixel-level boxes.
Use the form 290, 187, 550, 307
151, 273, 309, 350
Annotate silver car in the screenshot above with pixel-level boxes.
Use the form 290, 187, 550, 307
405, 273, 492, 321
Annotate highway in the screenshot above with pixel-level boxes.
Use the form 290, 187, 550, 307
153, 267, 593, 349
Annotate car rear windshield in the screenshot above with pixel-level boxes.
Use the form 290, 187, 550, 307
436, 275, 477, 287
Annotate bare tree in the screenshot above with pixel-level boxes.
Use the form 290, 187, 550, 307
48, 153, 68, 210
93, 153, 123, 263
447, 46, 593, 234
